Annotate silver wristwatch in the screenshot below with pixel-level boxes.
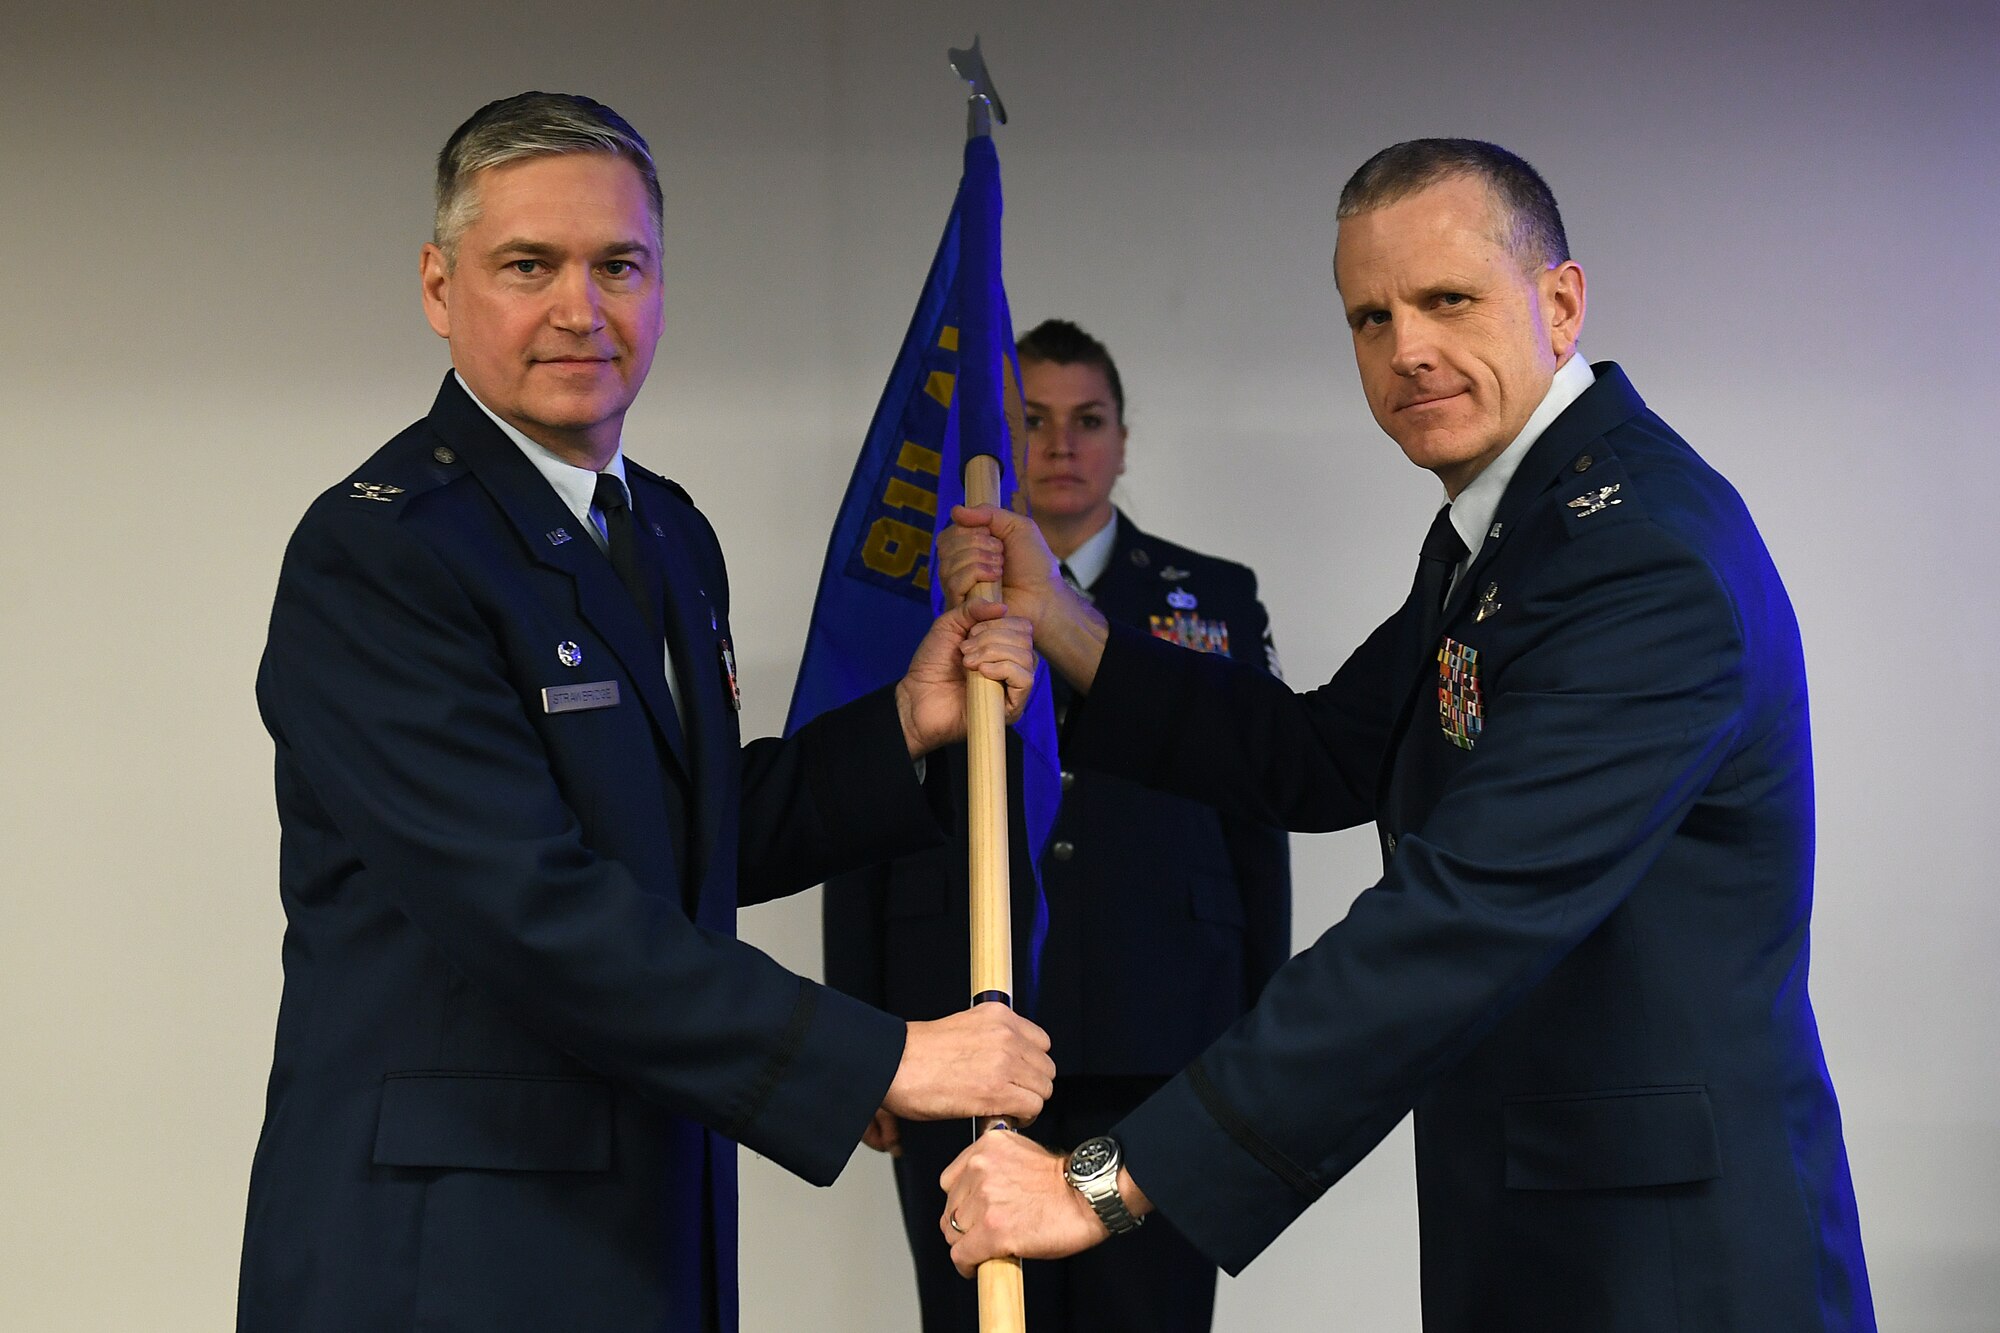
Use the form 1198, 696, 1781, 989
1064, 1135, 1144, 1235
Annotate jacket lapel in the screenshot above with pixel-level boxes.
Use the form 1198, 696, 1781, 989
426, 376, 691, 786
631, 478, 733, 929
1438, 362, 1649, 626
1376, 363, 1649, 807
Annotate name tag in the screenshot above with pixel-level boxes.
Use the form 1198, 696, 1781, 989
542, 680, 621, 714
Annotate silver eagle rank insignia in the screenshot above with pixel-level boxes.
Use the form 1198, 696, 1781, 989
1566, 484, 1622, 518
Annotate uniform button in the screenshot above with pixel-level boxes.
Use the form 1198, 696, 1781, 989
1572, 454, 1593, 473
1051, 840, 1075, 862
434, 446, 457, 464
1059, 769, 1075, 790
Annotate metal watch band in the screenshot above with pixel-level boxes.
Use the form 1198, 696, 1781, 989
1067, 1137, 1144, 1235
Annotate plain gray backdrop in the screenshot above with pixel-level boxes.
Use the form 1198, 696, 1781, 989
4, 1, 1995, 1327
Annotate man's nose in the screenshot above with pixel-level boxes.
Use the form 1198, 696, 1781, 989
1388, 318, 1437, 377
549, 268, 604, 334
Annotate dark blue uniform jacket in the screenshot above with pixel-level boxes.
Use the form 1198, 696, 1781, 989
240, 375, 937, 1333
1081, 367, 1874, 1332
824, 513, 1290, 1077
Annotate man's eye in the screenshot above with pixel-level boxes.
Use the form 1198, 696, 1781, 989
1079, 414, 1103, 430
603, 260, 638, 278
1438, 293, 1468, 307
1023, 413, 1045, 431
1356, 311, 1389, 329
510, 260, 542, 276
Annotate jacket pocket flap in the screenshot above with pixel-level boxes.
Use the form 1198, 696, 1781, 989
1503, 1084, 1720, 1191
373, 1072, 613, 1172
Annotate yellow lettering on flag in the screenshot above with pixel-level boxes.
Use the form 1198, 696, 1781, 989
883, 478, 938, 517
862, 517, 933, 584
897, 442, 943, 476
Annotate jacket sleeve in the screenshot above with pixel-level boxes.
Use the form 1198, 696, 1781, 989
259, 502, 904, 1185
1069, 586, 1412, 834
1101, 523, 1749, 1273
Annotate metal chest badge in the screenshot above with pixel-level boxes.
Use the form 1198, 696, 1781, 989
1437, 637, 1484, 749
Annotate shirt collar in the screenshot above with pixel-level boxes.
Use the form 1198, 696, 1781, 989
456, 371, 627, 533
1446, 353, 1595, 568
1061, 510, 1120, 591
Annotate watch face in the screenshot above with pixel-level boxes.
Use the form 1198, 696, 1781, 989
1070, 1138, 1115, 1180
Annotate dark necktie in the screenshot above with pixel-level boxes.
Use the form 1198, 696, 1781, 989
592, 473, 657, 634
1414, 504, 1468, 661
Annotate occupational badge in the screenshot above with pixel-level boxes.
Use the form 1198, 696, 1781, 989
1475, 583, 1502, 623
1437, 637, 1483, 749
349, 481, 404, 502
1158, 565, 1191, 581
1566, 484, 1622, 518
1149, 612, 1231, 656
556, 640, 584, 668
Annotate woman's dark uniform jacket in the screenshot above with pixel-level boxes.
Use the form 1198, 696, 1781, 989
1077, 366, 1874, 1331
821, 513, 1291, 1319
240, 374, 944, 1333
823, 512, 1290, 1062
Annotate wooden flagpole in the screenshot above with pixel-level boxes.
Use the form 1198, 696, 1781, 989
961, 452, 1025, 1333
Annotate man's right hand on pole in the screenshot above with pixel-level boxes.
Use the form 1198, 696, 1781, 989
941, 505, 1112, 694
882, 1001, 1055, 1127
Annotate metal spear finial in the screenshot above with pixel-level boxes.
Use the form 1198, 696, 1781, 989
948, 35, 1008, 140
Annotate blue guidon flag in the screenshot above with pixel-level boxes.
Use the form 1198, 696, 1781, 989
786, 135, 1058, 994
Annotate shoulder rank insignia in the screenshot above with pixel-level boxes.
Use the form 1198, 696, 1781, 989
1437, 637, 1483, 749
1166, 587, 1197, 611
349, 481, 404, 502
1567, 483, 1622, 518
1475, 583, 1502, 623
1150, 611, 1231, 657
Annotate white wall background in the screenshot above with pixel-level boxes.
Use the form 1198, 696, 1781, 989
4, 1, 1995, 1327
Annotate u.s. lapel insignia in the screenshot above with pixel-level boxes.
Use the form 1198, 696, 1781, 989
1166, 587, 1197, 611
718, 637, 742, 711
546, 527, 573, 546
556, 640, 584, 668
1475, 583, 1502, 623
1566, 484, 1622, 518
349, 481, 404, 502
1437, 637, 1483, 749
1158, 565, 1191, 581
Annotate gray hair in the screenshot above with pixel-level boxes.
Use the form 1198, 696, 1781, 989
434, 92, 663, 264
1337, 138, 1570, 270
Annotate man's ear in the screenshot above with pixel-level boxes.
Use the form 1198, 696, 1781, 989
419, 243, 452, 340
1544, 259, 1586, 360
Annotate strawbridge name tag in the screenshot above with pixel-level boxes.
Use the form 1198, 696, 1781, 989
542, 681, 621, 715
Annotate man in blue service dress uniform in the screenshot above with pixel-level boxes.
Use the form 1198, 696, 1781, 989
237, 93, 1056, 1333
824, 321, 1290, 1331
937, 141, 1873, 1331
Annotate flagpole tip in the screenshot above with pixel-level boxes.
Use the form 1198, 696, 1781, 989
948, 35, 1007, 140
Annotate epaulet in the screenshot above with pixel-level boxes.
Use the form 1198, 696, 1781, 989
1553, 447, 1643, 539
319, 421, 467, 517
627, 460, 692, 508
